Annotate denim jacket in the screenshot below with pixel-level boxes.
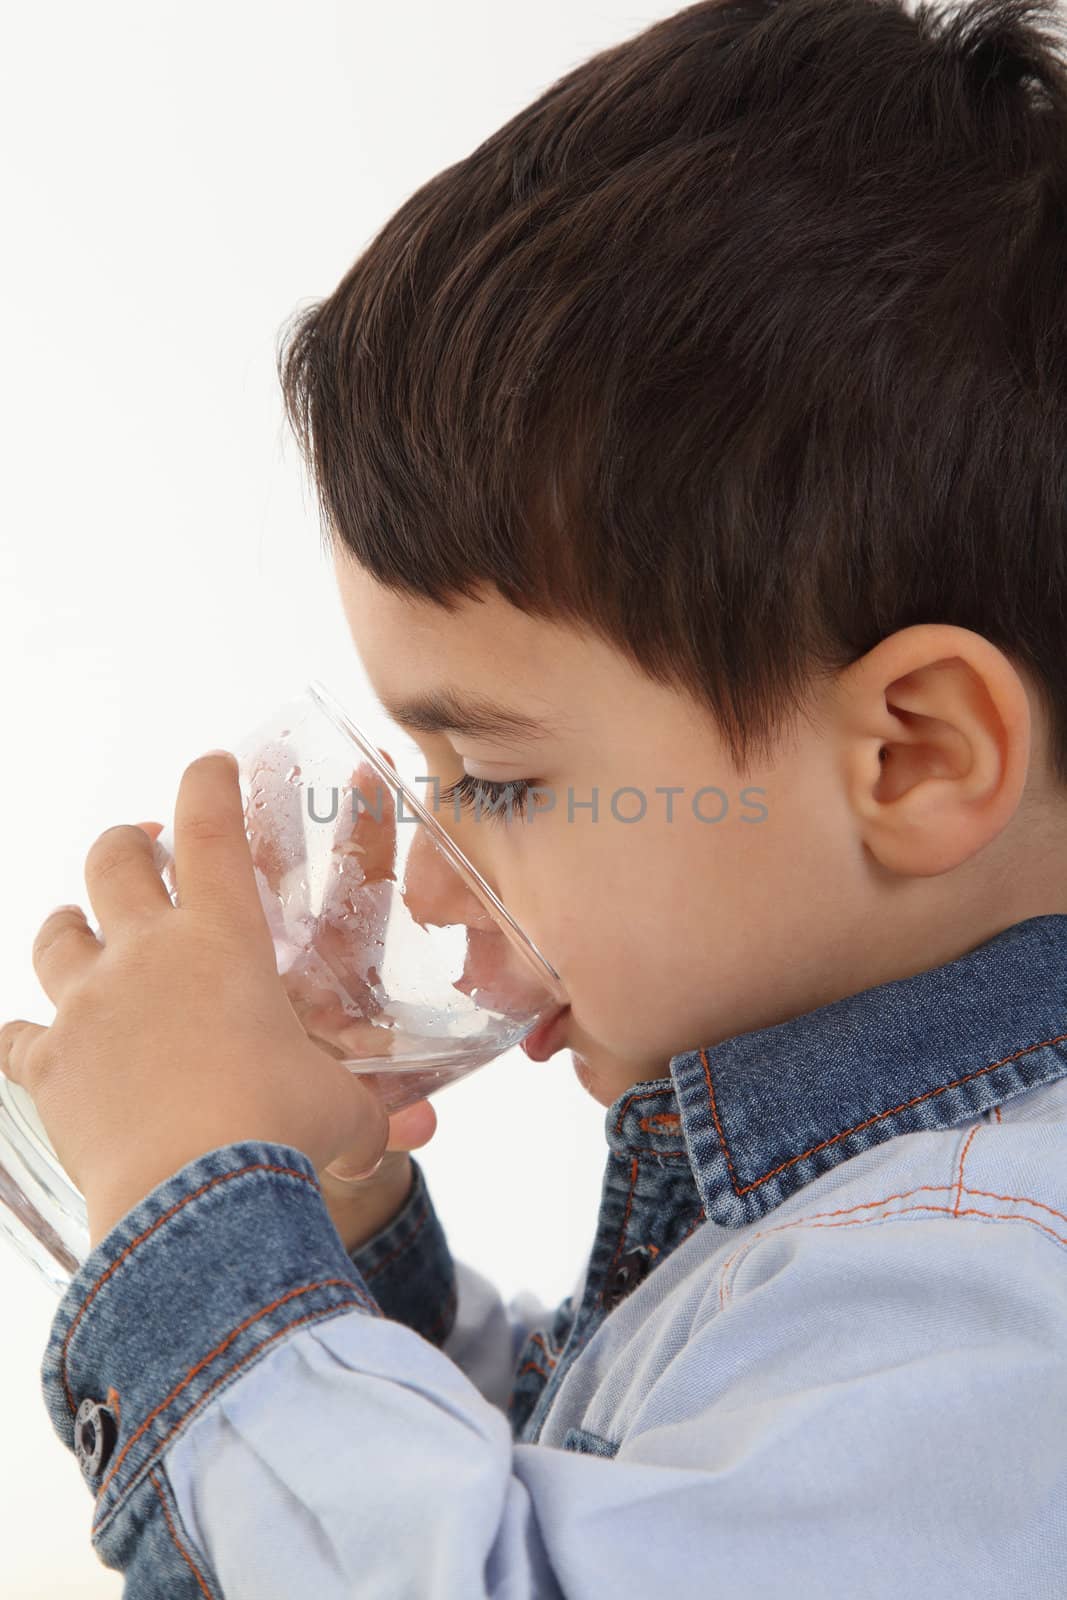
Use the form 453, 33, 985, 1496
41, 913, 1067, 1597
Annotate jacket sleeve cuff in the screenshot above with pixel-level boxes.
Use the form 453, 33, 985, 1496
346, 1155, 458, 1349
39, 1139, 381, 1528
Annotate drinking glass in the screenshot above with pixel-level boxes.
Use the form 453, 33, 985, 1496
0, 678, 569, 1294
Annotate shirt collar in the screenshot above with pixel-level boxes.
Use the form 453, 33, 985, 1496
604, 913, 1067, 1229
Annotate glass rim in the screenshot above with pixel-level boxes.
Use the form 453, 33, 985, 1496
305, 678, 569, 1007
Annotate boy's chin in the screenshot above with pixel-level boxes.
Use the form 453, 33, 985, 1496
570, 1051, 603, 1101
570, 1047, 671, 1107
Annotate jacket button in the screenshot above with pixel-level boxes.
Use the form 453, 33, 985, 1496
74, 1398, 118, 1480
604, 1247, 652, 1311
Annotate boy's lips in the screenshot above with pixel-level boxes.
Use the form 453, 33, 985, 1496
520, 1004, 571, 1061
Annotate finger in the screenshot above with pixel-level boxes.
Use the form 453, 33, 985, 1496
134, 821, 165, 840
330, 756, 397, 895
271, 752, 395, 1039
317, 757, 397, 1000
0, 1019, 48, 1089
84, 823, 174, 936
247, 736, 309, 906
31, 905, 102, 1005
325, 1151, 386, 1182
297, 992, 400, 1062
383, 1096, 437, 1150
321, 1064, 391, 1180
172, 752, 273, 945
319, 1091, 439, 1185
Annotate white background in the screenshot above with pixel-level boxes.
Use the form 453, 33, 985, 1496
0, 4, 660, 1592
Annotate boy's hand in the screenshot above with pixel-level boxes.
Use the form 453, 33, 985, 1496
0, 751, 417, 1250
239, 737, 436, 1238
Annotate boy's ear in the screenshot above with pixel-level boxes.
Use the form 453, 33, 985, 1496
834, 624, 1032, 878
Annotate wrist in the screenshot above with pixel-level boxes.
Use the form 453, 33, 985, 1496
323, 1152, 415, 1254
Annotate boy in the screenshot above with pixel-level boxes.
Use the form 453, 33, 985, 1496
5, 0, 1067, 1592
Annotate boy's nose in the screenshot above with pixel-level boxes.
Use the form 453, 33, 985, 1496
400, 822, 551, 1018
400, 822, 497, 935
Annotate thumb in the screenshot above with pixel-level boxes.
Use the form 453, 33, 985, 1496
323, 1077, 392, 1181
325, 1096, 438, 1182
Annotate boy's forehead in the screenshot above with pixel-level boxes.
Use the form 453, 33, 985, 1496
331, 551, 720, 746
333, 554, 554, 667
331, 551, 582, 731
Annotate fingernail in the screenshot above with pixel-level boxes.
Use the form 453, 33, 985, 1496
326, 1153, 385, 1183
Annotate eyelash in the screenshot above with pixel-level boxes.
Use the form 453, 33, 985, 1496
437, 772, 538, 826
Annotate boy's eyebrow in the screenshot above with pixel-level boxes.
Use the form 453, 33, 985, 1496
378, 687, 554, 741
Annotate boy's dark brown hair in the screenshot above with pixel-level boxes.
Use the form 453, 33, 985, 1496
278, 0, 1067, 784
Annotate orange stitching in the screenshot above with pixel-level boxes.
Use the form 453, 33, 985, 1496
703, 1055, 743, 1196
105, 1385, 122, 1434
95, 1279, 369, 1503
716, 1176, 1067, 1302
611, 1087, 678, 1135
638, 1113, 682, 1133
149, 1468, 214, 1599
964, 1186, 1067, 1226
810, 1201, 1067, 1248
994, 1105, 1003, 1123
425, 1281, 459, 1346
700, 1030, 1067, 1198
94, 1300, 365, 1536
717, 1186, 1067, 1309
527, 1332, 558, 1369
953, 1125, 981, 1214
717, 1183, 955, 1307
599, 1155, 640, 1309
515, 1360, 551, 1383
61, 1161, 317, 1417
629, 1149, 690, 1161
360, 1201, 429, 1281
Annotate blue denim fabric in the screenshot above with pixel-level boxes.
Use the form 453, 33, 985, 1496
341, 1153, 458, 1350
39, 913, 1067, 1596
40, 1147, 382, 1594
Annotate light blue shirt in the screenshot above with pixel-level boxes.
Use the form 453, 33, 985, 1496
41, 914, 1067, 1596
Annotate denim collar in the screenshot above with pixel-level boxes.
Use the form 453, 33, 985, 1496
604, 913, 1067, 1230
